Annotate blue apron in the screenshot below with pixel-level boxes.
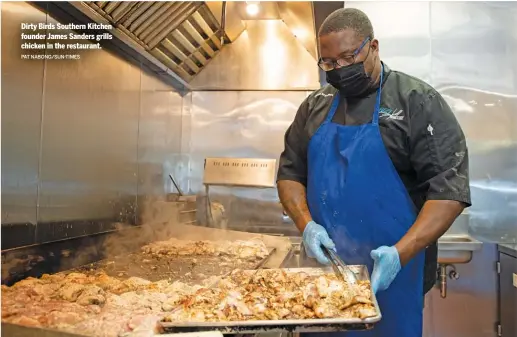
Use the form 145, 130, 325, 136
305, 67, 425, 337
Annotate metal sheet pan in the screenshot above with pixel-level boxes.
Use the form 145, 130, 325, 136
160, 266, 382, 334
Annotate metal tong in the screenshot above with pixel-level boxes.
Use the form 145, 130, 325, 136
321, 245, 358, 285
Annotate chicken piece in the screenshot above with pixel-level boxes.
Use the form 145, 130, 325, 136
278, 308, 291, 318
233, 300, 252, 316
111, 291, 165, 312
12, 277, 41, 288
94, 273, 122, 292
190, 310, 207, 322
315, 276, 330, 298
302, 282, 320, 309
275, 291, 295, 302
45, 310, 87, 328
30, 283, 60, 298
151, 280, 169, 292
354, 296, 372, 305
264, 309, 279, 320
40, 274, 64, 284
252, 303, 266, 314
163, 281, 192, 295
306, 295, 318, 309
355, 304, 378, 319
161, 303, 175, 312
127, 314, 162, 333
356, 281, 373, 299
105, 293, 133, 309
76, 285, 106, 306
314, 302, 338, 318
57, 283, 85, 302
271, 269, 288, 283
123, 277, 152, 289
291, 304, 306, 316
328, 280, 345, 293
302, 283, 319, 301
64, 272, 89, 284
111, 277, 152, 294
7, 315, 41, 327
292, 272, 309, 286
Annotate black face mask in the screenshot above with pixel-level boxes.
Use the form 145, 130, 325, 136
326, 60, 377, 98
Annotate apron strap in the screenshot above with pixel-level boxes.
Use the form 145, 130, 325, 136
324, 93, 341, 123
372, 63, 385, 126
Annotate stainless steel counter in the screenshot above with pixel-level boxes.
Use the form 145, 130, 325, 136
280, 243, 313, 269
498, 243, 517, 258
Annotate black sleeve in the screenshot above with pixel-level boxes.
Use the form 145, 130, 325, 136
409, 91, 472, 206
277, 98, 311, 186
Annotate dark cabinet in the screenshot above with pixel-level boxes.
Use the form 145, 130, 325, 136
499, 248, 517, 337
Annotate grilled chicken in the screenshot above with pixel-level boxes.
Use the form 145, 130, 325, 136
2, 238, 376, 337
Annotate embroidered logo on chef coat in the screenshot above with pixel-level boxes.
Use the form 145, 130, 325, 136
315, 93, 334, 98
427, 124, 434, 136
379, 107, 404, 121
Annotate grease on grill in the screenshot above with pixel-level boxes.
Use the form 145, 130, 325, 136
69, 253, 267, 284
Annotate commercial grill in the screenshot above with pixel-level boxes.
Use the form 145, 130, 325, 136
1, 158, 381, 336
1, 224, 291, 337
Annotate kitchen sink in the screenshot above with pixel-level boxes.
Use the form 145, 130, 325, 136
282, 232, 483, 267
437, 235, 483, 264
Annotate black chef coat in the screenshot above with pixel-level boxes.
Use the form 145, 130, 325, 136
277, 63, 471, 294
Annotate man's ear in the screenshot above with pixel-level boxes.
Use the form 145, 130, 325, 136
371, 39, 380, 53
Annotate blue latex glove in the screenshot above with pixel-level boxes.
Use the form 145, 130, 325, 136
370, 246, 402, 294
302, 221, 336, 265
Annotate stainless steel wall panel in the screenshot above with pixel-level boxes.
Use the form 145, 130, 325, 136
429, 1, 517, 244
37, 17, 141, 225
1, 2, 186, 248
430, 2, 516, 94
188, 91, 307, 201
138, 71, 184, 200
345, 1, 432, 83
176, 92, 193, 194
1, 2, 46, 229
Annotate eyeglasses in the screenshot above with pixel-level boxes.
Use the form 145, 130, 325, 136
318, 37, 371, 71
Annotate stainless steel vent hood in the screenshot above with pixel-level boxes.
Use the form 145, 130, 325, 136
51, 1, 343, 89
74, 1, 227, 83
191, 1, 344, 89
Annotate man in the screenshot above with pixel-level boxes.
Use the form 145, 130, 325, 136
277, 8, 471, 337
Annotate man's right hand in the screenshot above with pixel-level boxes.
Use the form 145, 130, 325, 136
302, 221, 336, 265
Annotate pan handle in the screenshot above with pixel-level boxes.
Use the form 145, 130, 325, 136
169, 174, 184, 196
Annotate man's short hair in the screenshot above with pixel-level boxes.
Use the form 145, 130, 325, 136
318, 8, 374, 40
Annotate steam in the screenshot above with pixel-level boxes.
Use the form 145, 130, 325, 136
2, 192, 289, 285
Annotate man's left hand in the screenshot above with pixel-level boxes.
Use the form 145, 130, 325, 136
370, 246, 401, 294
